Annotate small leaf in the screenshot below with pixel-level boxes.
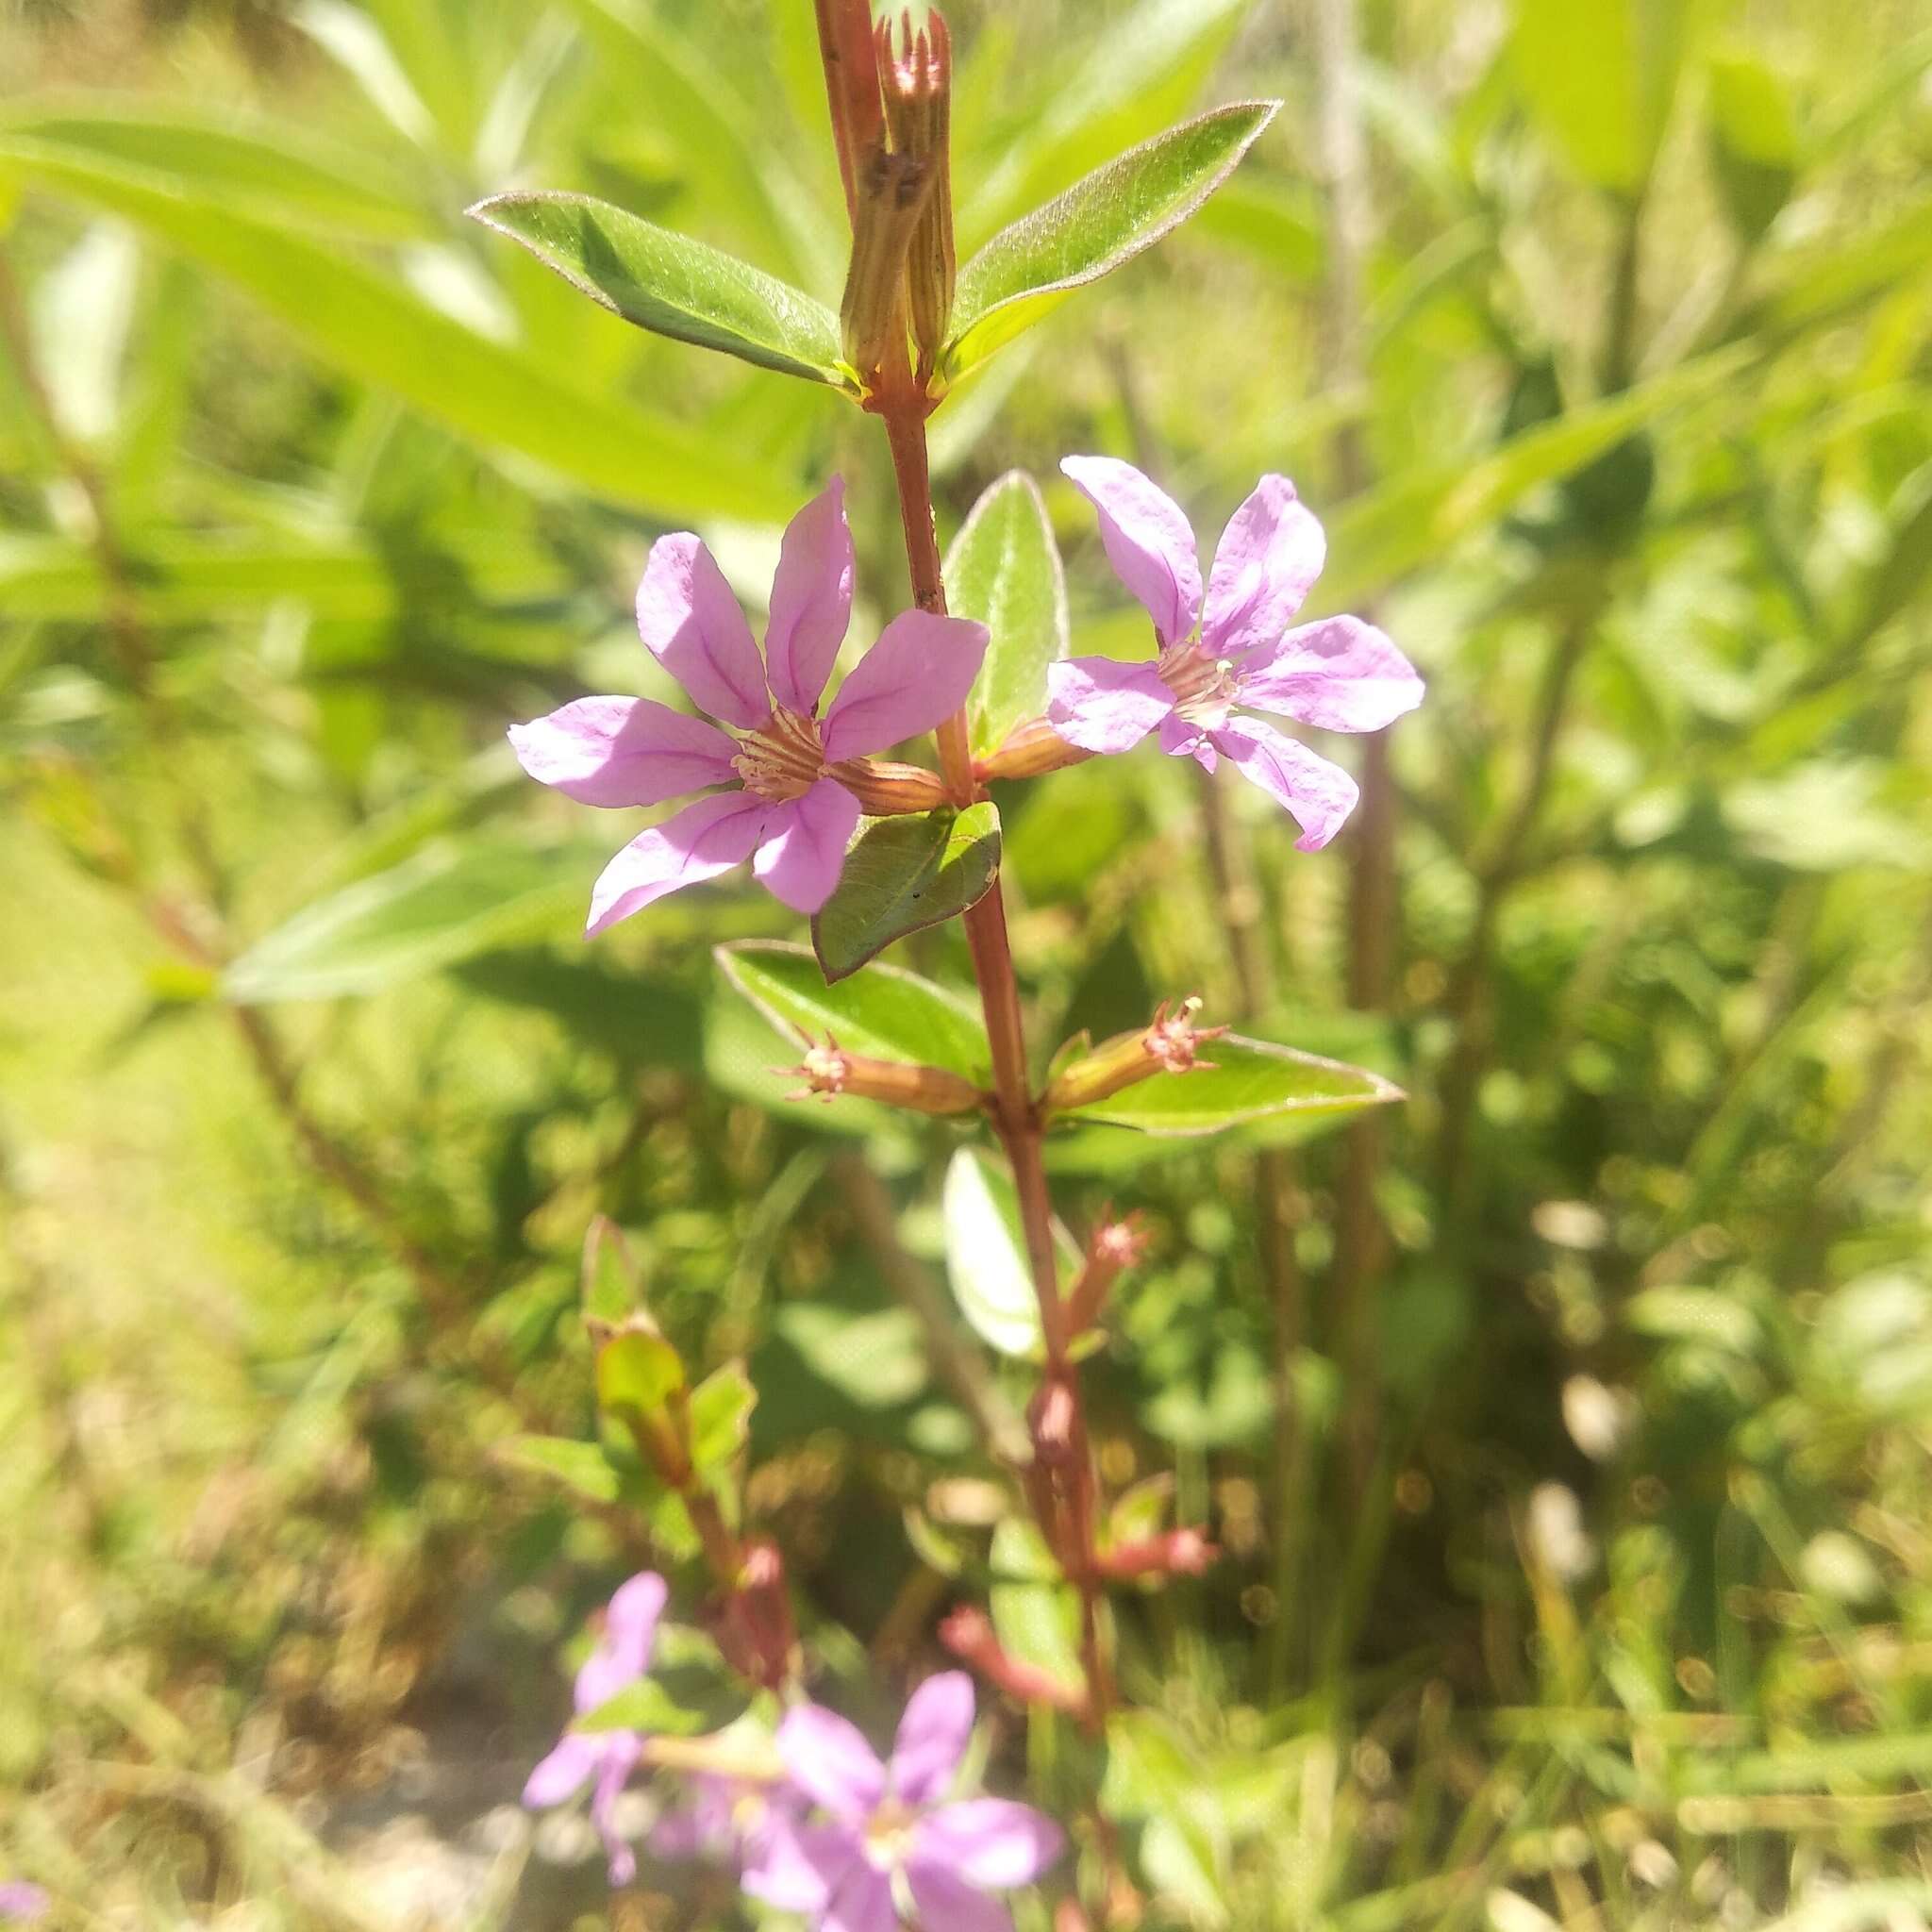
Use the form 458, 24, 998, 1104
947, 472, 1069, 758
1707, 54, 1800, 242
810, 804, 1002, 983
575, 1679, 707, 1737
774, 1305, 931, 1409
595, 1327, 687, 1424
223, 841, 582, 1003
468, 191, 848, 386
1054, 1035, 1401, 1137
500, 1435, 625, 1506
942, 101, 1278, 384
689, 1362, 757, 1478
941, 1149, 1044, 1358
715, 940, 990, 1082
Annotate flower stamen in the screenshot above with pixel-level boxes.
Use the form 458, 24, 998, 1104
1157, 641, 1241, 724
734, 708, 827, 801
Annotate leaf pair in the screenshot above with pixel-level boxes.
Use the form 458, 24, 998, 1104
470, 99, 1278, 397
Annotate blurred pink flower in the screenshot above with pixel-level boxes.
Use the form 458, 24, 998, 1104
510, 478, 987, 931
742, 1673, 1064, 1932
0, 1883, 48, 1923
523, 1572, 667, 1886
1047, 456, 1423, 851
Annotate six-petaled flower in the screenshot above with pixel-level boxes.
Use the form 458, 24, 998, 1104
523, 1571, 668, 1886
510, 478, 988, 932
742, 1673, 1064, 1932
1046, 455, 1424, 851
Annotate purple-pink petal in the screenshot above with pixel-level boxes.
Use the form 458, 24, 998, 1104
752, 777, 862, 915
820, 610, 990, 760
1158, 709, 1214, 768
523, 1732, 602, 1808
890, 1671, 974, 1807
1211, 719, 1359, 851
906, 1859, 1017, 1932
591, 1732, 645, 1885
1045, 656, 1174, 755
822, 1857, 898, 1932
1201, 474, 1325, 658
637, 532, 770, 730
508, 696, 739, 809
1235, 615, 1424, 733
1061, 455, 1202, 648
742, 1818, 847, 1914
0, 1886, 47, 1924
765, 476, 855, 716
775, 1703, 888, 1822
575, 1571, 668, 1711
585, 791, 771, 936
914, 1799, 1065, 1889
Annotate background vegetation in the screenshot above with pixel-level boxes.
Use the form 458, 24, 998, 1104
3, 0, 1930, 1926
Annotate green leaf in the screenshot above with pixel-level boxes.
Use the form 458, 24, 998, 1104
941, 1149, 1043, 1358
942, 102, 1278, 384
0, 133, 790, 523
774, 1305, 931, 1409
500, 1435, 625, 1506
715, 940, 990, 1082
689, 1362, 757, 1478
0, 98, 433, 238
469, 192, 847, 386
575, 1678, 707, 1737
453, 951, 703, 1072
947, 473, 1069, 758
809, 805, 1003, 983
595, 1326, 687, 1424
1708, 55, 1800, 242
1510, 0, 1695, 196
1054, 1035, 1402, 1137
223, 841, 583, 1004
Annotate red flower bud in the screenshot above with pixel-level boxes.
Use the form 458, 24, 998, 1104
940, 1605, 1091, 1718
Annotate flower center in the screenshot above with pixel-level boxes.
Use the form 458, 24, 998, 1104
863, 1798, 918, 1871
1158, 641, 1241, 726
733, 708, 826, 802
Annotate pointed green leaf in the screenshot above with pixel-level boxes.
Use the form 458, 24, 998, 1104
575, 1679, 707, 1737
500, 1435, 626, 1506
1054, 1035, 1402, 1137
714, 940, 990, 1082
947, 474, 1069, 758
469, 192, 847, 386
810, 805, 1002, 983
595, 1327, 687, 1424
0, 133, 790, 521
942, 102, 1278, 385
1708, 54, 1800, 242
689, 1362, 757, 1479
223, 841, 582, 1004
942, 1149, 1044, 1358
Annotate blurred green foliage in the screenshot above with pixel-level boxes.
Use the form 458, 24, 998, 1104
2, 0, 1930, 1926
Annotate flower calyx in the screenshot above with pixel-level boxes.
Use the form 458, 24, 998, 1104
1065, 1211, 1153, 1336
1092, 1526, 1220, 1584
974, 714, 1095, 784
785, 1037, 985, 1117
939, 1605, 1091, 1719
1041, 997, 1226, 1118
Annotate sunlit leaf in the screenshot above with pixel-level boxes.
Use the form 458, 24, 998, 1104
941, 1148, 1051, 1358
469, 192, 847, 385
500, 1435, 626, 1506
714, 940, 990, 1082
1709, 55, 1801, 242
223, 841, 582, 1004
810, 805, 1002, 983
947, 472, 1068, 758
575, 1678, 707, 1737
942, 102, 1277, 384
1052, 1035, 1401, 1138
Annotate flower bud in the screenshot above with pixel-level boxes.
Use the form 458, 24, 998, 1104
1065, 1213, 1152, 1335
1093, 1527, 1220, 1583
877, 9, 955, 387
1041, 998, 1226, 1117
840, 144, 933, 395
787, 1040, 984, 1117
828, 757, 950, 816
940, 1605, 1091, 1718
974, 715, 1093, 783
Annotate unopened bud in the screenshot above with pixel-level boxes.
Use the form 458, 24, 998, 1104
878, 9, 955, 386
787, 1040, 984, 1117
717, 1538, 798, 1692
1093, 1527, 1220, 1582
1041, 997, 1226, 1117
1030, 1376, 1078, 1465
1065, 1212, 1152, 1334
829, 757, 951, 815
840, 144, 933, 393
974, 715, 1093, 783
940, 1605, 1091, 1718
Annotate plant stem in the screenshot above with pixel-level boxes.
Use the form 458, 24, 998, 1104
876, 399, 1109, 1724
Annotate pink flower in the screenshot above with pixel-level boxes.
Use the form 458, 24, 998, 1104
523, 1572, 668, 1886
0, 1884, 47, 1924
1047, 456, 1424, 851
651, 1772, 808, 1874
743, 1673, 1064, 1932
510, 478, 988, 932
